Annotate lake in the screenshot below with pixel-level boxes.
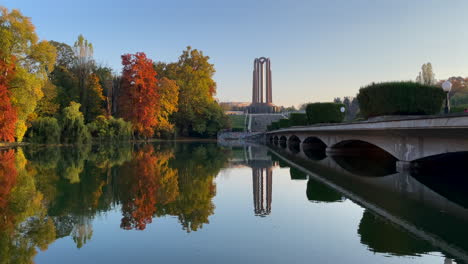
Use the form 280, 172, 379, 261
0, 142, 466, 263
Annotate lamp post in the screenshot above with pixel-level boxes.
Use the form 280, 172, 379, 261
442, 80, 452, 114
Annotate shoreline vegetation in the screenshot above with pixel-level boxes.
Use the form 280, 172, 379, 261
0, 6, 230, 146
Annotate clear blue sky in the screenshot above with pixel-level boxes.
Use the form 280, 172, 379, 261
3, 0, 468, 107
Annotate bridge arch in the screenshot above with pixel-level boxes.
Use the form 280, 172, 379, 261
302, 136, 327, 160
329, 140, 398, 176
288, 135, 301, 153
329, 140, 398, 160
273, 136, 279, 145
279, 136, 287, 148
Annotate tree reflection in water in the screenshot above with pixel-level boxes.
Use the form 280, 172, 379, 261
0, 143, 229, 263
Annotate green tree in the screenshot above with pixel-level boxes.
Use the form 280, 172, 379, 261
60, 102, 90, 144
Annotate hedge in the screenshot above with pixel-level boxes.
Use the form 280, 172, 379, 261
278, 118, 290, 128
357, 81, 445, 118
289, 113, 308, 126
306, 103, 345, 124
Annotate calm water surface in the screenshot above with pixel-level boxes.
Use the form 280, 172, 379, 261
0, 142, 466, 263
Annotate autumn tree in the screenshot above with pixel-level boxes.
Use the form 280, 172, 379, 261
0, 7, 56, 141
84, 73, 105, 121
35, 80, 59, 117
154, 46, 227, 137
118, 52, 159, 138
0, 54, 17, 142
154, 77, 179, 136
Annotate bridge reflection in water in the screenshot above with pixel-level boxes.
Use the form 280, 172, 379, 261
225, 141, 468, 264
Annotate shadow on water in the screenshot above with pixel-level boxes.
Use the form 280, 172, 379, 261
411, 152, 468, 209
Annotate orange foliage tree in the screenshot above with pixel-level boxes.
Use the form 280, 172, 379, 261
118, 52, 159, 138
119, 145, 179, 230
120, 145, 159, 230
0, 55, 17, 142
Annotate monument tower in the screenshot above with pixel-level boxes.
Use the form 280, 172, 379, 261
249, 57, 277, 113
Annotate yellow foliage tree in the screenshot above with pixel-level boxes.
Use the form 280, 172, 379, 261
0, 7, 57, 141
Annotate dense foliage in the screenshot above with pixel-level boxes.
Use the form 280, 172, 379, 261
357, 82, 445, 118
288, 113, 308, 126
26, 117, 61, 144
0, 7, 228, 144
60, 102, 91, 144
87, 115, 133, 141
154, 47, 228, 137
306, 102, 345, 124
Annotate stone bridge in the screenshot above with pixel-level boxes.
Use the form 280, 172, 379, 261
265, 114, 468, 170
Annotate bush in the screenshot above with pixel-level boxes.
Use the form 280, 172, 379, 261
88, 115, 133, 141
289, 113, 308, 126
357, 81, 445, 118
26, 117, 61, 144
306, 103, 345, 124
278, 118, 290, 128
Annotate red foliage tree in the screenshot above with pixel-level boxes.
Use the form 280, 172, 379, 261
120, 145, 159, 230
118, 52, 159, 138
0, 56, 17, 142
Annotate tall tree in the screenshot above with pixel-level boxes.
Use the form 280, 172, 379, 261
118, 52, 159, 138
72, 35, 94, 118
416, 62, 436, 85
0, 7, 57, 141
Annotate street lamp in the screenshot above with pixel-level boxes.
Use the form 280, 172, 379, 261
442, 80, 452, 114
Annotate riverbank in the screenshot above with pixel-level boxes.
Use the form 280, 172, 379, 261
0, 137, 218, 149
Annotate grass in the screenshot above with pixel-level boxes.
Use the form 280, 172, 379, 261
228, 115, 246, 131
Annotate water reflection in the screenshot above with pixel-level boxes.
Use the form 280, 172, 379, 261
0, 143, 229, 262
0, 141, 466, 264
358, 209, 433, 256
267, 142, 468, 263
252, 168, 272, 216
306, 177, 344, 203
